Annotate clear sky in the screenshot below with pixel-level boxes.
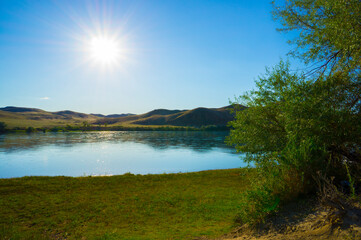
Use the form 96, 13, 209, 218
0, 0, 294, 114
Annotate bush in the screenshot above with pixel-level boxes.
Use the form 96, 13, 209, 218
236, 176, 280, 225
0, 122, 6, 133
26, 127, 36, 133
227, 61, 361, 224
229, 0, 361, 225
49, 127, 65, 132
235, 163, 309, 225
229, 62, 360, 178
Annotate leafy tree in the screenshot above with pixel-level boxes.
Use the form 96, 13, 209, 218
228, 61, 361, 176
82, 121, 90, 131
272, 0, 361, 76
270, 0, 361, 172
272, 0, 361, 121
0, 122, 6, 133
228, 0, 361, 225
228, 60, 361, 224
26, 127, 36, 133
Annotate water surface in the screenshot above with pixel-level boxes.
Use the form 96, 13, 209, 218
0, 131, 244, 178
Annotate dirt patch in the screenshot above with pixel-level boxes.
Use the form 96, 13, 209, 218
202, 198, 361, 240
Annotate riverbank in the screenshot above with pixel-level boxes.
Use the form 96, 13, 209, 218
2, 168, 361, 240
1, 124, 230, 134
216, 198, 361, 240
0, 168, 253, 240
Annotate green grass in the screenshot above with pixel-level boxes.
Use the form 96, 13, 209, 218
0, 169, 252, 240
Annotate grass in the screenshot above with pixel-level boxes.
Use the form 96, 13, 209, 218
0, 169, 252, 240
0, 110, 98, 129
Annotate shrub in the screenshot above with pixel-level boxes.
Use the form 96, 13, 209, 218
26, 127, 36, 133
231, 1, 361, 225
227, 61, 361, 224
49, 127, 65, 132
0, 122, 6, 133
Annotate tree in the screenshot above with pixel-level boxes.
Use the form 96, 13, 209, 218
271, 0, 361, 170
229, 0, 361, 178
228, 61, 361, 176
82, 121, 90, 131
272, 0, 361, 121
26, 127, 36, 133
228, 0, 361, 225
0, 122, 6, 133
228, 60, 361, 224
272, 0, 361, 76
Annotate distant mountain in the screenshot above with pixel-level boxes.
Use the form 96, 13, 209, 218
90, 114, 106, 117
131, 106, 236, 127
0, 107, 134, 119
0, 107, 100, 127
94, 105, 245, 127
0, 105, 245, 128
91, 113, 135, 118
0, 106, 44, 113
105, 114, 135, 118
141, 109, 183, 118
53, 110, 90, 118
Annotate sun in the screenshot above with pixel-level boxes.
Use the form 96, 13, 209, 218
89, 36, 120, 65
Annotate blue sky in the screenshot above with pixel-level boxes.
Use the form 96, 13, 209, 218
0, 0, 295, 114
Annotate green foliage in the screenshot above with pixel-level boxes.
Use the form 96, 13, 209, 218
229, 7, 361, 227
233, 61, 360, 170
26, 126, 36, 133
237, 185, 280, 225
273, 0, 361, 75
82, 121, 90, 131
228, 60, 361, 224
236, 169, 280, 225
235, 163, 309, 225
49, 126, 69, 132
345, 163, 356, 198
200, 125, 229, 131
0, 122, 6, 133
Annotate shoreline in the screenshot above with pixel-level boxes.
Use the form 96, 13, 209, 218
1, 125, 230, 133
0, 167, 242, 180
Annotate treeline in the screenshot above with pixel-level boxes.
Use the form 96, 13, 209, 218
0, 122, 230, 133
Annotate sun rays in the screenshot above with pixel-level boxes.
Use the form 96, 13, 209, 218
88, 35, 121, 65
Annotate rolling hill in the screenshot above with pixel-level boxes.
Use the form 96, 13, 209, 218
0, 105, 244, 129
129, 106, 235, 127
0, 106, 100, 128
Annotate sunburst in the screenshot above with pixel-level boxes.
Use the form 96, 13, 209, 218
88, 35, 121, 65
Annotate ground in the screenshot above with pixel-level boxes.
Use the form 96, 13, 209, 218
207, 198, 361, 240
0, 169, 253, 240
2, 168, 361, 239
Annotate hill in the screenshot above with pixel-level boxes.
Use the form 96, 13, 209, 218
53, 110, 90, 119
94, 105, 244, 127
0, 107, 100, 128
90, 113, 135, 118
0, 106, 45, 113
130, 107, 234, 127
0, 105, 244, 129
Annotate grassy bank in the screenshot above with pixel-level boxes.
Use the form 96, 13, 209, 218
3, 124, 229, 133
0, 169, 252, 240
